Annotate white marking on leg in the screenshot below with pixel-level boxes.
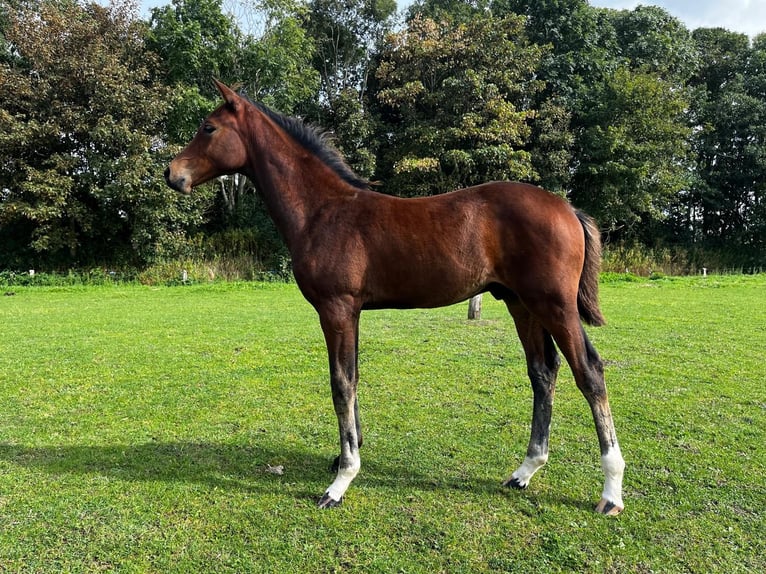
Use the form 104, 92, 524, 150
324, 456, 361, 502
600, 444, 625, 509
508, 453, 548, 488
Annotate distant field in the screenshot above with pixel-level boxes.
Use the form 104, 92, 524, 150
0, 276, 764, 572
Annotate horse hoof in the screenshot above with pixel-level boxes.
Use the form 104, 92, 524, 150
317, 493, 342, 509
595, 498, 623, 516
502, 477, 528, 490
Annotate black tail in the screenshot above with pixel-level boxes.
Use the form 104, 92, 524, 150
575, 210, 606, 327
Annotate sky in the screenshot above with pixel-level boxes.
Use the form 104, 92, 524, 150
589, 0, 766, 37
132, 0, 766, 38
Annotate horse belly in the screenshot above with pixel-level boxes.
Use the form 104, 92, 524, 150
362, 251, 487, 310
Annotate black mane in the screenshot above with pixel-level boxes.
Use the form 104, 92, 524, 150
249, 98, 370, 191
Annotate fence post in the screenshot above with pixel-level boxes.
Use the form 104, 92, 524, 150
467, 294, 483, 320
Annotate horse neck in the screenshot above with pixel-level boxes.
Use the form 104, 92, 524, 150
242, 109, 352, 253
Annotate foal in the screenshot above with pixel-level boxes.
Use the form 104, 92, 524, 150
165, 80, 625, 515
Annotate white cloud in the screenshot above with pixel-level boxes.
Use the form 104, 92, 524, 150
590, 0, 766, 37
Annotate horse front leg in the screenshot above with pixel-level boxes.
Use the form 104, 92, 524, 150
317, 301, 361, 508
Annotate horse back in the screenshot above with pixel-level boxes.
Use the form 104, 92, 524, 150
294, 181, 588, 310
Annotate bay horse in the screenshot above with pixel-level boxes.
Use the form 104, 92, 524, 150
165, 80, 625, 515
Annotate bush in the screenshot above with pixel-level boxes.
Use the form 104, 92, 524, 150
0, 269, 133, 287
603, 243, 766, 276
135, 255, 293, 286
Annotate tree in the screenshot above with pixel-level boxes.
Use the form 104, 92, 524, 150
147, 0, 240, 93
609, 4, 698, 84
237, 2, 319, 114
683, 29, 766, 265
0, 0, 205, 269
499, 0, 617, 101
491, 0, 612, 195
302, 0, 396, 177
569, 66, 690, 237
374, 13, 545, 196
304, 0, 395, 102
148, 0, 318, 229
504, 1, 693, 240
406, 0, 490, 24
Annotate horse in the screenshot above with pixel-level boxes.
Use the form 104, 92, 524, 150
165, 80, 625, 515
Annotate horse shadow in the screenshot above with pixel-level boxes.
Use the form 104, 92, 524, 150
0, 440, 319, 497
0, 440, 591, 511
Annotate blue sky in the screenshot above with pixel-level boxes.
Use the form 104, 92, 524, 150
131, 0, 765, 37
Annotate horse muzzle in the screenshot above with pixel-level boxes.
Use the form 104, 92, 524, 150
164, 166, 192, 195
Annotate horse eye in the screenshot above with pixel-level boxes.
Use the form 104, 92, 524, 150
202, 124, 216, 134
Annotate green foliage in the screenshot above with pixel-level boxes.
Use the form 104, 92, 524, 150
0, 279, 764, 570
0, 268, 131, 287
571, 66, 691, 235
240, 6, 319, 113
301, 0, 395, 177
408, 0, 491, 23
147, 0, 241, 91
500, 0, 614, 99
602, 244, 694, 277
375, 13, 544, 196
681, 28, 766, 265
165, 84, 216, 144
148, 0, 318, 133
608, 4, 699, 84
1, 0, 766, 272
304, 0, 396, 99
147, 0, 242, 144
0, 0, 205, 268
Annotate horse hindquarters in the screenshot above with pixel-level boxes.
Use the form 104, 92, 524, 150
498, 201, 624, 514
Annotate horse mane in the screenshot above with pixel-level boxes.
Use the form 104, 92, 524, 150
246, 97, 371, 191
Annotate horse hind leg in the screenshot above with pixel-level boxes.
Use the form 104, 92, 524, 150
580, 329, 625, 515
548, 312, 625, 516
503, 305, 561, 490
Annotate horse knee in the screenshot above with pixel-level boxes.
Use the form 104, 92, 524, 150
331, 379, 357, 410
528, 352, 560, 391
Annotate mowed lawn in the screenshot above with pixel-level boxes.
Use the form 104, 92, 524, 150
0, 276, 763, 572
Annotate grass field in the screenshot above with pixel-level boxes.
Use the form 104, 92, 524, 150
0, 275, 764, 572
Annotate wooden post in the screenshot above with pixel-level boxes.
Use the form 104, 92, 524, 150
467, 294, 483, 320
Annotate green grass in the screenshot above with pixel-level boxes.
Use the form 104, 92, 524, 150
0, 276, 764, 572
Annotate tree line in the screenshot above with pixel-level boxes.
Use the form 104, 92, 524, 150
1, 0, 764, 273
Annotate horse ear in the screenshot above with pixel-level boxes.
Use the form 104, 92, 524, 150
213, 78, 240, 111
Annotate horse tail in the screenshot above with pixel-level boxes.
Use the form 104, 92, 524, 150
575, 210, 606, 327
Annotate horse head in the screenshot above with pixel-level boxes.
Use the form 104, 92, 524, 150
165, 80, 249, 194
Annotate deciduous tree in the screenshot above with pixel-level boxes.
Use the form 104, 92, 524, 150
569, 66, 690, 236
684, 29, 766, 264
0, 0, 204, 268
302, 0, 395, 177
374, 13, 544, 196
